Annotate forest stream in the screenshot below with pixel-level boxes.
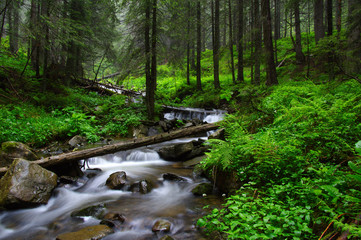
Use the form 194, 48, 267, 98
0, 108, 225, 240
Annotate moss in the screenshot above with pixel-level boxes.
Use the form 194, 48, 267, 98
1, 141, 20, 153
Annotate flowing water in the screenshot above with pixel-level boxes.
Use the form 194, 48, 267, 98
164, 106, 226, 123
0, 108, 225, 240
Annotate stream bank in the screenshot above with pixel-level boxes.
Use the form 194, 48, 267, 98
0, 107, 230, 240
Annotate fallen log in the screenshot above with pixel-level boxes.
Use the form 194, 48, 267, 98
0, 123, 218, 175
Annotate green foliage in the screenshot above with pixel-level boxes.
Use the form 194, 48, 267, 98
203, 80, 361, 185
198, 182, 316, 240
200, 80, 361, 239
0, 86, 145, 147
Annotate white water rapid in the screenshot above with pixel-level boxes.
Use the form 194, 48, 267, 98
0, 108, 225, 240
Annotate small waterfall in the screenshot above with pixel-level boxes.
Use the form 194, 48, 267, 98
0, 106, 226, 240
163, 106, 226, 123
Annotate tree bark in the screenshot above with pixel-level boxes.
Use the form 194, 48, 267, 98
213, 0, 221, 89
30, 0, 40, 77
336, 0, 342, 33
237, 0, 244, 83
261, 0, 278, 86
186, 1, 191, 85
314, 0, 325, 42
0, 0, 10, 46
254, 0, 261, 85
346, 0, 361, 74
0, 124, 219, 176
196, 1, 202, 91
8, 0, 19, 54
228, 0, 236, 84
145, 0, 155, 120
326, 0, 333, 36
274, 0, 280, 40
294, 0, 305, 64
42, 0, 49, 78
145, 0, 151, 106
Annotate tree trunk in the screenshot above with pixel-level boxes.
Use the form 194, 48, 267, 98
237, 0, 244, 83
42, 0, 49, 78
250, 0, 255, 84
326, 0, 333, 36
336, 0, 342, 33
0, 0, 9, 46
261, 0, 278, 86
314, 0, 325, 42
254, 0, 261, 85
196, 1, 202, 91
30, 0, 40, 77
274, 0, 280, 40
9, 0, 19, 54
222, 0, 227, 46
0, 123, 219, 176
145, 0, 153, 120
294, 0, 305, 64
284, 5, 288, 38
151, 0, 157, 92
7, 0, 13, 51
213, 0, 221, 89
228, 0, 236, 84
186, 1, 191, 85
346, 0, 361, 74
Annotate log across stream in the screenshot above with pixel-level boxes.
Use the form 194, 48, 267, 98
0, 107, 226, 240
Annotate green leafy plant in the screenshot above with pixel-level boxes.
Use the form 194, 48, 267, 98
198, 182, 315, 240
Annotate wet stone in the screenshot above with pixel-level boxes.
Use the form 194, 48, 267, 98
103, 212, 126, 223
85, 168, 102, 179
130, 180, 153, 194
106, 171, 127, 190
160, 235, 175, 240
71, 204, 105, 219
191, 183, 213, 196
56, 225, 114, 240
0, 158, 58, 209
0, 141, 38, 167
59, 176, 78, 185
163, 173, 188, 182
152, 219, 172, 232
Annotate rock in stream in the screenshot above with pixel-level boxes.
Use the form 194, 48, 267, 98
0, 158, 58, 209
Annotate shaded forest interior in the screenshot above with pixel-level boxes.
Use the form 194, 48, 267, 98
1, 0, 361, 239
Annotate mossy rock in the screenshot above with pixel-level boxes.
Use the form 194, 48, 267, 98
71, 204, 106, 219
0, 141, 38, 167
152, 219, 172, 232
191, 183, 213, 196
0, 158, 58, 209
56, 225, 114, 240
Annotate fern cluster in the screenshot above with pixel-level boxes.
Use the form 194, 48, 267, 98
200, 80, 361, 239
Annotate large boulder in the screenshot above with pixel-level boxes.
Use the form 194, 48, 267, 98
0, 141, 38, 167
56, 225, 114, 240
106, 171, 127, 190
0, 159, 58, 209
157, 139, 209, 161
158, 142, 194, 161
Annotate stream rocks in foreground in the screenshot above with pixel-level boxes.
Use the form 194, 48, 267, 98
0, 158, 58, 209
0, 141, 38, 167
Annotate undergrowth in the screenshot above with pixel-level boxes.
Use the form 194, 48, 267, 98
198, 80, 361, 239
